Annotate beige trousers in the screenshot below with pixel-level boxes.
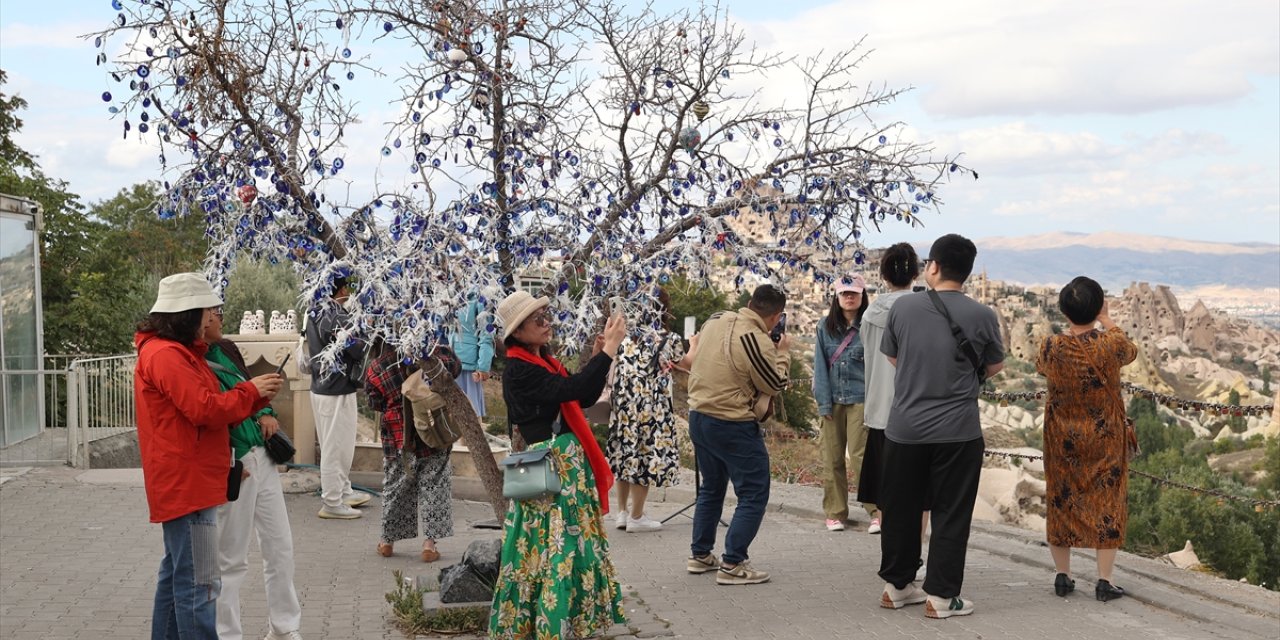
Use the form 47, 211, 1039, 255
820, 403, 873, 520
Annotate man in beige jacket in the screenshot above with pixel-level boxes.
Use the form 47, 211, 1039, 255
684, 284, 790, 585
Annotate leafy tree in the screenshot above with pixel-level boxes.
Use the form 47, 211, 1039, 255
665, 274, 730, 333
1262, 366, 1271, 396
778, 355, 817, 436
1127, 447, 1280, 590
1260, 437, 1280, 494
1228, 389, 1246, 433
94, 182, 207, 280
0, 70, 106, 355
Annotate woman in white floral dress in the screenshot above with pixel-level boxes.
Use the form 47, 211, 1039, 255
606, 288, 698, 532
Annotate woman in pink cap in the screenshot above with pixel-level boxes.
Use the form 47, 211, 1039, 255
812, 273, 870, 531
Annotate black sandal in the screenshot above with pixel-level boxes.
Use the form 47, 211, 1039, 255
1095, 579, 1125, 602
1054, 573, 1075, 597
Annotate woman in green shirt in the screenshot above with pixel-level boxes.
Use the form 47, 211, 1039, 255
203, 310, 304, 640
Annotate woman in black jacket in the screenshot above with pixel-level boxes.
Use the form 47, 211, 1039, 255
487, 290, 627, 639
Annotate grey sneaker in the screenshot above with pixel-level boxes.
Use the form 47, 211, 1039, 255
924, 595, 974, 619
716, 560, 770, 585
686, 553, 719, 574
264, 631, 304, 640
318, 504, 362, 519
881, 582, 927, 609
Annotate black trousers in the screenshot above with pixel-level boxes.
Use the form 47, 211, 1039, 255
877, 436, 984, 598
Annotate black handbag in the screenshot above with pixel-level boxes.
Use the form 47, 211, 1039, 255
227, 459, 244, 502
263, 430, 296, 464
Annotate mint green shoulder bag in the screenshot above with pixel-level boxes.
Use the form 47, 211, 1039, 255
500, 418, 562, 500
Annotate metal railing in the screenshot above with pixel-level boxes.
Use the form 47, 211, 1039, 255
66, 355, 138, 468
0, 355, 94, 466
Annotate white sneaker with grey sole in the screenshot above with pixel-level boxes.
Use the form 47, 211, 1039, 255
614, 511, 628, 530
343, 492, 371, 507
626, 514, 663, 532
318, 504, 362, 519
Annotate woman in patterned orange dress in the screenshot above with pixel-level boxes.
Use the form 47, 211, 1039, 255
1036, 276, 1137, 603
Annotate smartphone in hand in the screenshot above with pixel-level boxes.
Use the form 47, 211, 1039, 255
769, 312, 787, 344
274, 352, 292, 377
610, 296, 625, 317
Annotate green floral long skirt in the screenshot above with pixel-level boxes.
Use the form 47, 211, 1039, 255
488, 433, 626, 639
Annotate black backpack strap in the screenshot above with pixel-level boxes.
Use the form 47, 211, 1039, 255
926, 290, 985, 381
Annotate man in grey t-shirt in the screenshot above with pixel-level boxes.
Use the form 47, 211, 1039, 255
876, 234, 1005, 619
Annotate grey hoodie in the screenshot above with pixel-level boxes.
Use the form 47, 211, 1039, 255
861, 290, 912, 430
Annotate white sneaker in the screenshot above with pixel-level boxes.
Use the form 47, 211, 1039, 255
867, 517, 882, 534
264, 631, 304, 640
318, 504, 362, 519
626, 514, 663, 532
880, 582, 927, 609
925, 594, 974, 619
343, 492, 371, 507
614, 511, 629, 530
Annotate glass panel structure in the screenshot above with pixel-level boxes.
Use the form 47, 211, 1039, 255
0, 198, 45, 447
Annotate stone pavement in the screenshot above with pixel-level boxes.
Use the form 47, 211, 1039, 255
2, 466, 1277, 639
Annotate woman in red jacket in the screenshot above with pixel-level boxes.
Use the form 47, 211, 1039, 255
134, 273, 281, 640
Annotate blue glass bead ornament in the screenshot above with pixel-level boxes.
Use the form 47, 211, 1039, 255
137, 64, 150, 78
381, 146, 392, 156
342, 48, 351, 58
878, 135, 887, 144
111, 0, 123, 9
101, 91, 112, 102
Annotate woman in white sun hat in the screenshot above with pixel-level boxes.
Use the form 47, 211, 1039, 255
133, 272, 282, 639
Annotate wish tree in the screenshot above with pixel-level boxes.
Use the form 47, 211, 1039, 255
91, 0, 974, 514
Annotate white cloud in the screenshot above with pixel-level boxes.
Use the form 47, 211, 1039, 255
0, 21, 100, 49
746, 0, 1280, 117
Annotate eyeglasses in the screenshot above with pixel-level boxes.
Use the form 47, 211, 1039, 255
528, 312, 552, 327
210, 307, 224, 318
921, 259, 936, 269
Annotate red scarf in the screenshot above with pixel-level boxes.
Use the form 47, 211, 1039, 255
506, 346, 614, 512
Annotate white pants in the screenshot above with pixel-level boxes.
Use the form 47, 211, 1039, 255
311, 392, 357, 507
216, 447, 302, 639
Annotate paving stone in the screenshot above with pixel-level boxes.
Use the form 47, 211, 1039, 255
2, 466, 1277, 639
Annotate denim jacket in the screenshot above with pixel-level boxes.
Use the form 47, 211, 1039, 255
812, 321, 866, 416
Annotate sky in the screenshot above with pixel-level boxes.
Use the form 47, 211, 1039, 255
1, 0, 1277, 249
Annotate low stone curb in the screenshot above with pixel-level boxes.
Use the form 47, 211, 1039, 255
648, 479, 1280, 636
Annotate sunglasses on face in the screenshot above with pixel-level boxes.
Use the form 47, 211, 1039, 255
528, 312, 552, 327
210, 307, 224, 318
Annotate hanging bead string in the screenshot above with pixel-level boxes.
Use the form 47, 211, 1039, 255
980, 382, 1273, 416
981, 450, 1279, 511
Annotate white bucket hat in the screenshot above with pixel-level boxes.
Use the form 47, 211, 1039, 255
150, 273, 223, 313
497, 290, 550, 340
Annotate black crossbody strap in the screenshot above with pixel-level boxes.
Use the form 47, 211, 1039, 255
926, 290, 984, 379
648, 333, 672, 372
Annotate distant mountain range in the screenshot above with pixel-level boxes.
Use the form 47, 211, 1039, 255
959, 232, 1280, 292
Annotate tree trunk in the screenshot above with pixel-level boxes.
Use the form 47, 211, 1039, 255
421, 358, 507, 520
